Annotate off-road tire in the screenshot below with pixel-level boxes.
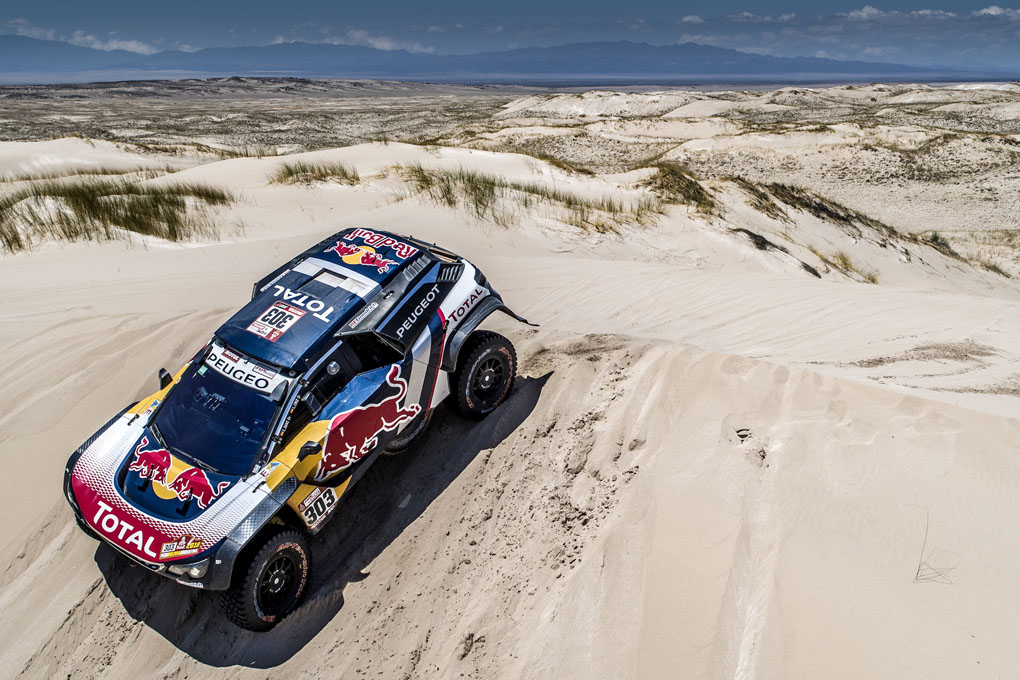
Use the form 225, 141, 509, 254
220, 527, 310, 632
383, 409, 433, 455
451, 331, 516, 419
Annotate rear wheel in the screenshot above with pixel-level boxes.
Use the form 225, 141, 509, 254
220, 527, 310, 632
451, 331, 516, 419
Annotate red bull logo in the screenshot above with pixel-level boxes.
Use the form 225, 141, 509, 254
129, 436, 230, 509
313, 364, 421, 483
168, 467, 231, 510
325, 240, 399, 273
128, 436, 171, 484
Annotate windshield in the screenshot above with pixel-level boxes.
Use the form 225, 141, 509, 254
153, 347, 286, 476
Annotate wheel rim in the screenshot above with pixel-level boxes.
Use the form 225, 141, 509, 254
257, 552, 300, 616
471, 355, 506, 408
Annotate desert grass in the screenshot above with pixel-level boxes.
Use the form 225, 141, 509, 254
643, 163, 716, 214
729, 177, 789, 221
0, 179, 233, 253
916, 230, 963, 259
1, 166, 177, 183
269, 160, 361, 185
493, 143, 596, 176
810, 247, 879, 283
400, 164, 657, 231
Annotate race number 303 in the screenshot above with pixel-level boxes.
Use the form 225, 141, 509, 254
246, 302, 306, 342
300, 487, 337, 529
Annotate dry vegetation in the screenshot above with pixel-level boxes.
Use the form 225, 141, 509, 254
399, 164, 659, 232
643, 164, 716, 214
269, 160, 360, 185
0, 178, 232, 253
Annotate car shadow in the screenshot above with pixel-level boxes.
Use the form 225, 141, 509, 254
95, 372, 550, 668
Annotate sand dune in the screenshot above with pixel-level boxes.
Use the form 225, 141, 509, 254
1, 85, 1020, 678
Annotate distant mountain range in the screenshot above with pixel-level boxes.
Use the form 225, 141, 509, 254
0, 34, 968, 83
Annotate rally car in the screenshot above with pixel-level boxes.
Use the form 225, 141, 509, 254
63, 227, 531, 631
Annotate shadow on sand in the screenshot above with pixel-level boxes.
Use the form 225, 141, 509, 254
95, 372, 550, 668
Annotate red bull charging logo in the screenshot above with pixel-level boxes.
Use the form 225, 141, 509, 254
129, 437, 230, 509
325, 240, 399, 274
313, 365, 421, 483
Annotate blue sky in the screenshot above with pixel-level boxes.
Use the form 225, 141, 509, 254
4, 2, 1020, 68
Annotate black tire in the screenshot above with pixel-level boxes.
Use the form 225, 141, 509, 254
451, 331, 516, 419
220, 527, 310, 632
384, 408, 433, 455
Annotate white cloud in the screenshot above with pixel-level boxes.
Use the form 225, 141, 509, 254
6, 18, 55, 41
777, 13, 797, 22
911, 9, 956, 17
426, 25, 445, 33
324, 29, 433, 53
68, 30, 157, 54
973, 5, 1020, 17
843, 6, 886, 20
6, 19, 156, 53
680, 15, 703, 24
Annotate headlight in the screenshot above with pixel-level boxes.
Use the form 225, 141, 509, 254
168, 559, 209, 579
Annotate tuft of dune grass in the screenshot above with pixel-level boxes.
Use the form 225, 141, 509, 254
399, 163, 655, 232
643, 163, 716, 214
0, 166, 177, 183
0, 179, 233, 253
810, 247, 879, 284
270, 160, 360, 185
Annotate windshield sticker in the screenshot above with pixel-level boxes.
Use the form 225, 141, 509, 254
206, 343, 287, 394
247, 301, 306, 342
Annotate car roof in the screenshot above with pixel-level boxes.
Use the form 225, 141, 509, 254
215, 228, 431, 370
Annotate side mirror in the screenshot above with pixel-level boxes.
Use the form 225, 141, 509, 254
298, 441, 321, 461
158, 368, 173, 389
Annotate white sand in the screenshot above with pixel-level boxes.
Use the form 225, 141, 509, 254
1, 115, 1019, 679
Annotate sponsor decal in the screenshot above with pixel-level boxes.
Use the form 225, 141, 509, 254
448, 286, 488, 325
92, 499, 159, 559
396, 284, 440, 339
348, 301, 378, 329
142, 399, 160, 416
128, 435, 172, 484
269, 285, 336, 323
168, 468, 231, 510
246, 301, 306, 342
348, 228, 419, 259
129, 437, 231, 510
160, 535, 203, 560
205, 343, 285, 394
325, 240, 399, 274
298, 486, 338, 529
259, 461, 281, 479
313, 365, 421, 482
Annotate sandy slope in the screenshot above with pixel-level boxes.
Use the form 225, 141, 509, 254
1, 135, 1019, 679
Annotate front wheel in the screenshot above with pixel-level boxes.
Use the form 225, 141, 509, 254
220, 527, 310, 632
451, 331, 516, 419
384, 409, 433, 455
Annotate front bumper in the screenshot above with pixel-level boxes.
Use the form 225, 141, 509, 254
64, 451, 298, 591
63, 461, 240, 590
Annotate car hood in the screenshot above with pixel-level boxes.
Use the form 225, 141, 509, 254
117, 428, 238, 522
70, 415, 273, 564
